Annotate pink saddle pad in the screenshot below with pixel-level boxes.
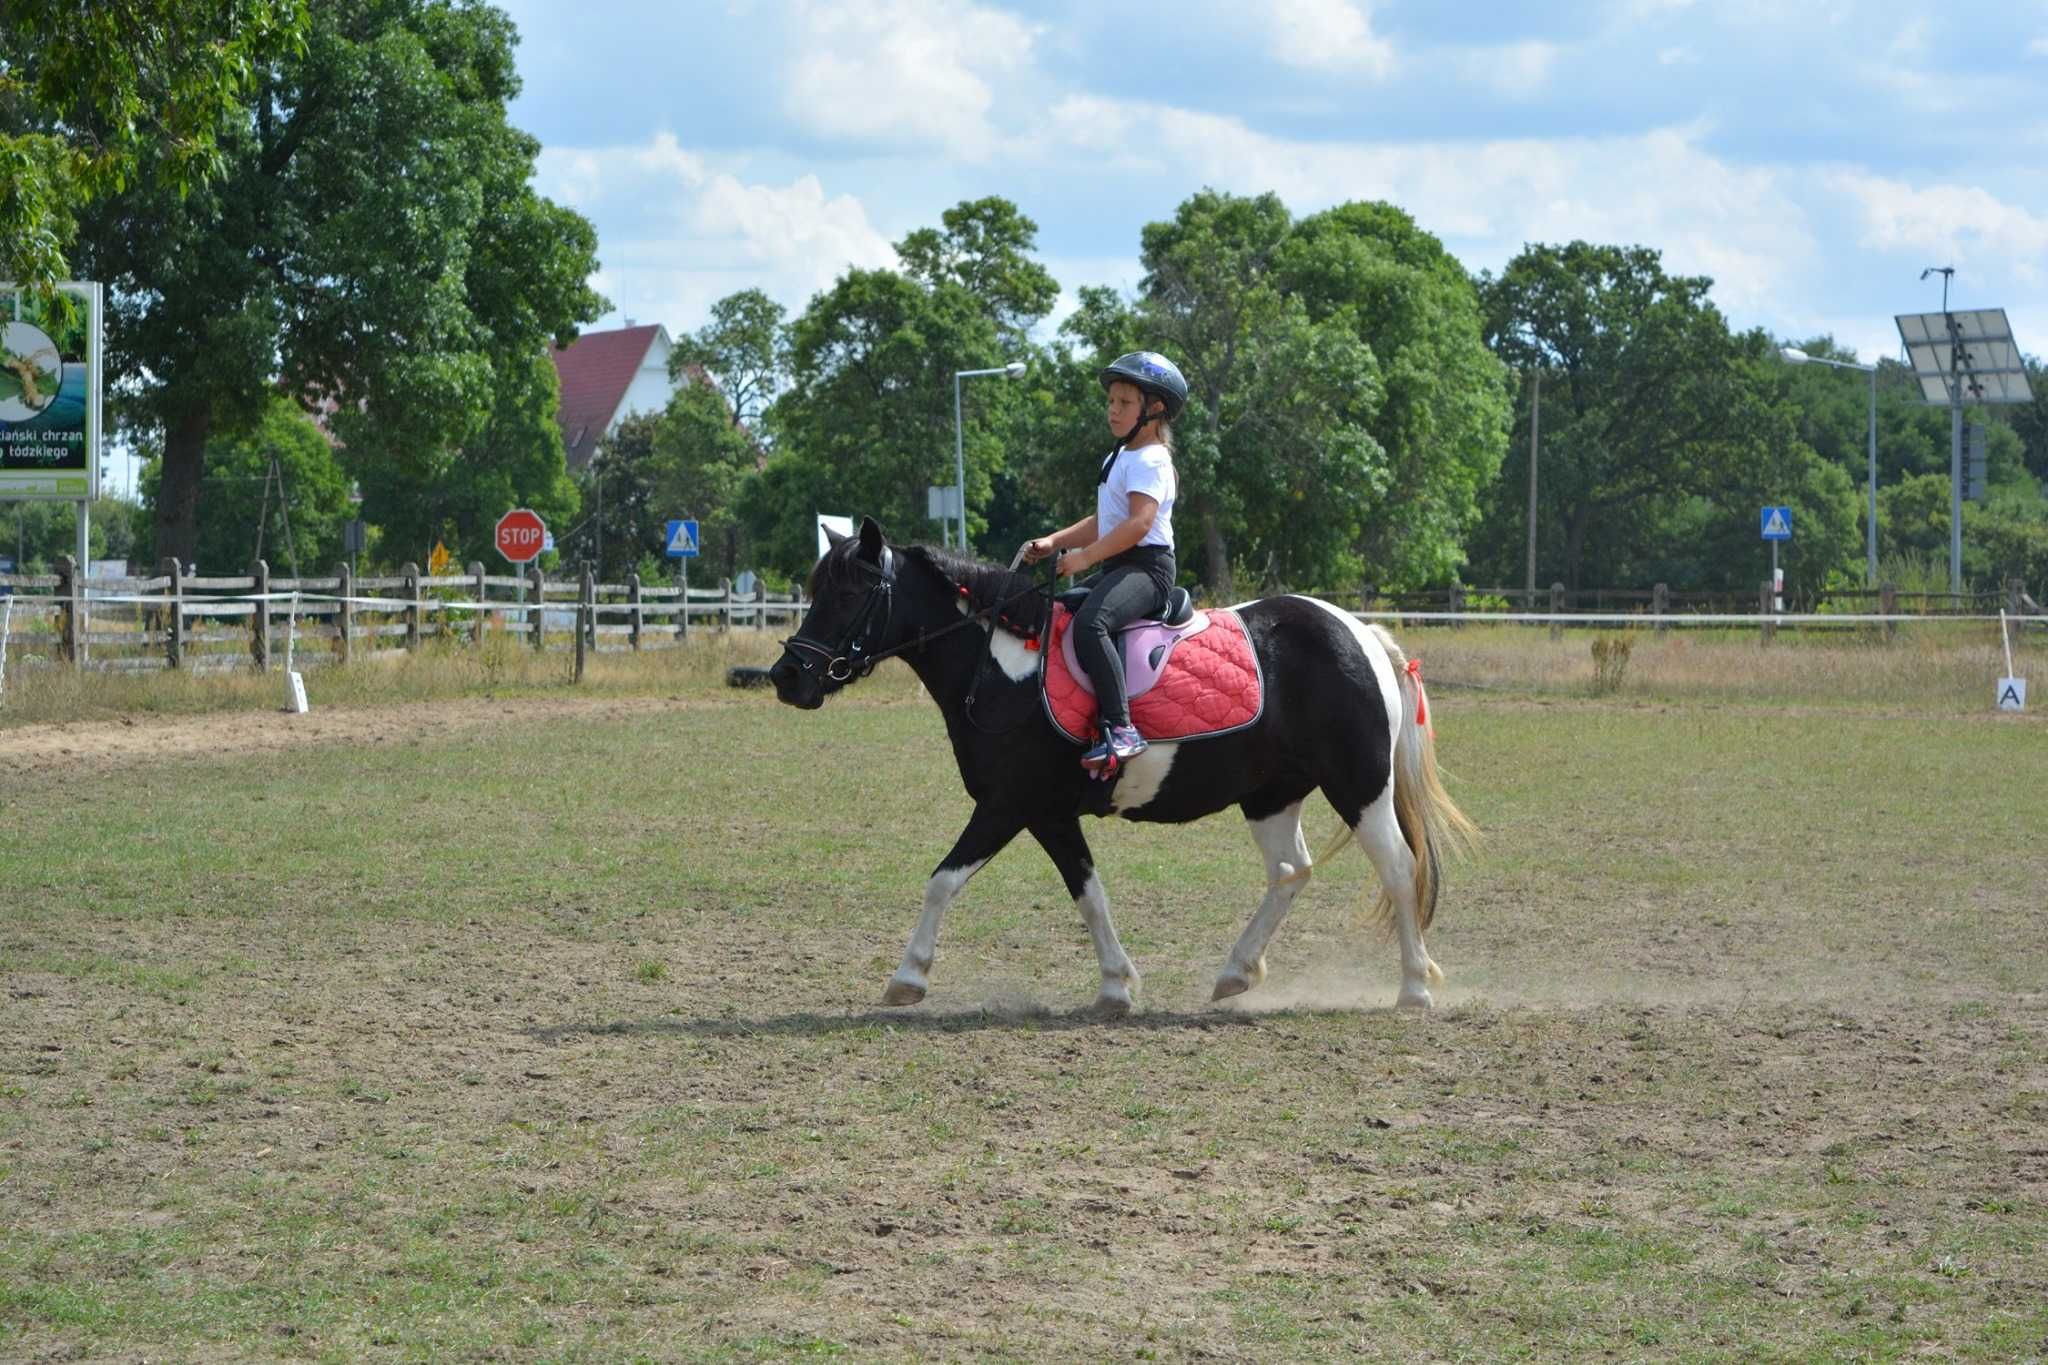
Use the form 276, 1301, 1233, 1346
1043, 604, 1264, 745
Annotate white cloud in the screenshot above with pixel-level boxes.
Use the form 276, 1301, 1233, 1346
780, 0, 1040, 160
2029, 36, 2048, 57
1048, 97, 1813, 313
1657, 45, 1696, 65
534, 133, 897, 330
1829, 172, 2048, 287
1462, 40, 1561, 97
1266, 0, 1395, 77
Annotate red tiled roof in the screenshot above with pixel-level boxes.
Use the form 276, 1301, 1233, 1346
551, 324, 662, 469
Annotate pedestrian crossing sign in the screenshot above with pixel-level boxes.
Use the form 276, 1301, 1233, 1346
1760, 506, 1793, 541
665, 519, 700, 558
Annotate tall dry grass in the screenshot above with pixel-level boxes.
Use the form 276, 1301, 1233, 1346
0, 628, 937, 729
4, 614, 2037, 729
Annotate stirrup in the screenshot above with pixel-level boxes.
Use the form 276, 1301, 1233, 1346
1081, 725, 1146, 775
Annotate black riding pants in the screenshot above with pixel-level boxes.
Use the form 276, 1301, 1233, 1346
1071, 546, 1175, 729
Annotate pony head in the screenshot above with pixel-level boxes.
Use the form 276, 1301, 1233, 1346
770, 516, 898, 709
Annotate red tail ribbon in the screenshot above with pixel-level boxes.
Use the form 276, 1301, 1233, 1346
1405, 656, 1429, 730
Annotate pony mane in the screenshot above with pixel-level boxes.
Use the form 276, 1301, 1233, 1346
907, 544, 1050, 639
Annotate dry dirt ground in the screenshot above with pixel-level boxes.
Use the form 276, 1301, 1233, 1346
3, 692, 2046, 1361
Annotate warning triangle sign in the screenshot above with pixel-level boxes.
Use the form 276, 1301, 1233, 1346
1762, 508, 1790, 538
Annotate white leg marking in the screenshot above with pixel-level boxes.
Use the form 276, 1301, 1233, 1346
1353, 791, 1433, 1009
1075, 872, 1140, 1015
883, 857, 988, 1006
1213, 803, 1311, 1001
1105, 740, 1177, 814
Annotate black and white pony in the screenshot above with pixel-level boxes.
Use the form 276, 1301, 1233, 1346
769, 517, 1474, 1014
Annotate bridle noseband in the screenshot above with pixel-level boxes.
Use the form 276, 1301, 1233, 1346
781, 546, 897, 683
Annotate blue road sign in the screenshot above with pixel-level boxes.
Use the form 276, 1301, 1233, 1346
1760, 506, 1793, 541
665, 519, 701, 558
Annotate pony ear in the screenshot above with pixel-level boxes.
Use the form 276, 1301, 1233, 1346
823, 525, 850, 550
857, 516, 887, 561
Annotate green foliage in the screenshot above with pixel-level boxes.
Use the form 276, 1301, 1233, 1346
0, 0, 307, 299
0, 496, 145, 574
563, 383, 759, 583
1472, 243, 1858, 591
1275, 201, 1511, 587
70, 0, 604, 569
749, 275, 1022, 578
137, 395, 351, 574
670, 288, 786, 428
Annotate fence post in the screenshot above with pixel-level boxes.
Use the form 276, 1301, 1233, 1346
720, 577, 733, 633
1357, 581, 1376, 615
1760, 580, 1775, 644
528, 564, 546, 650
1654, 582, 1669, 632
2007, 576, 2025, 619
628, 572, 643, 651
1549, 581, 1566, 642
336, 563, 353, 663
163, 558, 185, 668
471, 562, 487, 647
1448, 581, 1465, 628
399, 563, 421, 652
677, 565, 690, 645
576, 564, 592, 682
754, 579, 768, 631
1880, 580, 1897, 643
252, 559, 271, 672
56, 555, 78, 665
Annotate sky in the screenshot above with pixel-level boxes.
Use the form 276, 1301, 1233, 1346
490, 0, 2048, 372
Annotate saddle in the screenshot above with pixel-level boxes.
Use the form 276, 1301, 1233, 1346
1041, 588, 1264, 746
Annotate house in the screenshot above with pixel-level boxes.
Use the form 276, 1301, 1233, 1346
549, 320, 685, 470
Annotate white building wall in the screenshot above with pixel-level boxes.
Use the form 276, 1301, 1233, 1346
610, 329, 679, 432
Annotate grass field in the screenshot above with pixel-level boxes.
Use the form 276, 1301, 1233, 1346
2, 625, 2045, 1361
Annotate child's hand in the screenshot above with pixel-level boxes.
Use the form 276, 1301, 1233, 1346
1020, 537, 1056, 563
1056, 550, 1089, 578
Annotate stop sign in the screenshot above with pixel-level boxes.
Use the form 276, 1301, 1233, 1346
495, 508, 548, 564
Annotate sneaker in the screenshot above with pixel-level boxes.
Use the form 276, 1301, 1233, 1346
1081, 723, 1147, 773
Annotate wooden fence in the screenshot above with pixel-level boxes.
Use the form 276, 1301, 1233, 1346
1, 560, 2036, 681
0, 558, 807, 676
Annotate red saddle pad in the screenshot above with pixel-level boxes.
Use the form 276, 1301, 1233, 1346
1042, 605, 1264, 745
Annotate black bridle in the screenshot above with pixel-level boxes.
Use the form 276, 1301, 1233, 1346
780, 545, 1054, 693
781, 546, 900, 682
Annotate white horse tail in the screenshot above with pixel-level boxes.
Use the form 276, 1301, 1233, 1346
1364, 624, 1476, 941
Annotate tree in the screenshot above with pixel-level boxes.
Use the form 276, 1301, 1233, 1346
1275, 201, 1510, 586
567, 382, 758, 584
747, 201, 1056, 579
671, 289, 786, 429
1125, 190, 1390, 596
136, 393, 350, 574
0, 0, 306, 297
69, 0, 604, 570
1473, 242, 1855, 590
896, 197, 1059, 349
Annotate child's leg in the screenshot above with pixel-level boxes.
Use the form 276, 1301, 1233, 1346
1071, 565, 1167, 727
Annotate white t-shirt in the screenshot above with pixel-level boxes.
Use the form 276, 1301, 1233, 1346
1096, 443, 1176, 551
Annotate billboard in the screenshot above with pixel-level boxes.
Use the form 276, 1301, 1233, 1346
1, 282, 102, 500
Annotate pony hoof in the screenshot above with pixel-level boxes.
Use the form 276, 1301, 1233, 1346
1091, 993, 1133, 1020
1396, 986, 1434, 1010
1211, 955, 1266, 1001
881, 978, 927, 1007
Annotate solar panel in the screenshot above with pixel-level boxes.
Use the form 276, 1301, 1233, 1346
1895, 308, 2034, 405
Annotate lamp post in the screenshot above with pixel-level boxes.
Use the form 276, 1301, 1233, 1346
1524, 369, 1540, 601
1778, 347, 1879, 586
953, 361, 1027, 551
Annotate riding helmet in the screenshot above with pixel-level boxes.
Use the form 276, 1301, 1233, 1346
1098, 351, 1187, 421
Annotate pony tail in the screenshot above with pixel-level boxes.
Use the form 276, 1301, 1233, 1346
1365, 626, 1476, 942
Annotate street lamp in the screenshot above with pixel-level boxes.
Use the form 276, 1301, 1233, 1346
953, 361, 1027, 551
1778, 347, 1879, 586
1521, 368, 1541, 601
